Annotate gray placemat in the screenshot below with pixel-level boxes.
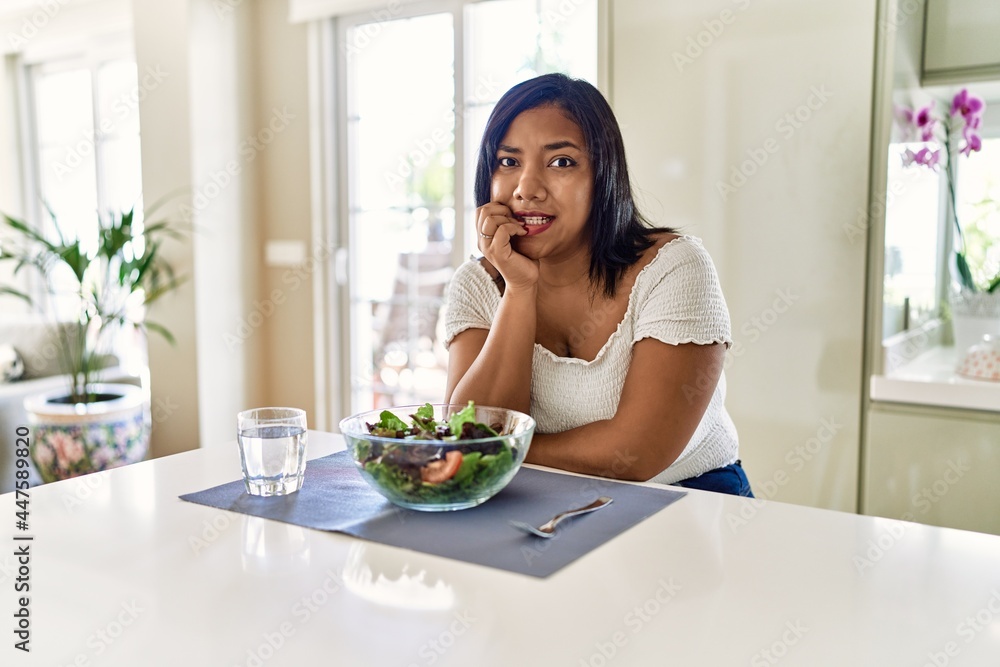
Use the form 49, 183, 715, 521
179, 450, 686, 578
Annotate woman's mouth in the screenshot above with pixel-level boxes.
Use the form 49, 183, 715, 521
514, 213, 555, 236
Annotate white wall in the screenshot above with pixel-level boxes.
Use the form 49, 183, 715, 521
252, 0, 315, 423
130, 0, 202, 456
188, 0, 263, 447
612, 0, 876, 511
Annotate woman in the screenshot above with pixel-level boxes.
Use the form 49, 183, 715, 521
444, 73, 751, 496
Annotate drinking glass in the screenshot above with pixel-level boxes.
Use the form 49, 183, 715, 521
236, 407, 308, 496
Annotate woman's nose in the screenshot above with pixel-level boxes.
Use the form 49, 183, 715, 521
514, 165, 546, 201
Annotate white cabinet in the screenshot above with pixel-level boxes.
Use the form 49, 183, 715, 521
924, 0, 1000, 83
863, 404, 1000, 536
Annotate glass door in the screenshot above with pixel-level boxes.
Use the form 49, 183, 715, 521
339, 0, 598, 415
344, 12, 457, 410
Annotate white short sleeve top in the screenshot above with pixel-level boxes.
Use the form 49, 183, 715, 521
443, 235, 740, 484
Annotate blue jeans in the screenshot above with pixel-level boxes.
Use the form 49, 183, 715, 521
673, 460, 754, 497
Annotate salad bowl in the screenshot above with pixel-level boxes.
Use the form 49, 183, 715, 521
338, 403, 535, 511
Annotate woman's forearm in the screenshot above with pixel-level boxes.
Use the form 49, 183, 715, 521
526, 418, 686, 482
449, 286, 537, 413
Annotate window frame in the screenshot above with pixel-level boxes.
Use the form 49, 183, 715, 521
15, 34, 139, 314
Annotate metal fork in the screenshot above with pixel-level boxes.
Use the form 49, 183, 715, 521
509, 496, 613, 538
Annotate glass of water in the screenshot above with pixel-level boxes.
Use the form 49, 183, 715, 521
237, 407, 308, 496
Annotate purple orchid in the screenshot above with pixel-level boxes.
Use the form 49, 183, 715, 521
951, 88, 985, 122
897, 89, 989, 292
960, 130, 982, 157
915, 146, 940, 168
914, 104, 936, 141
901, 146, 941, 169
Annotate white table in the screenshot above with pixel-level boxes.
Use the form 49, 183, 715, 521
3, 431, 1000, 666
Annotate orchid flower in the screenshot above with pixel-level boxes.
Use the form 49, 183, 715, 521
960, 130, 982, 157
914, 105, 936, 142
951, 88, 985, 122
914, 146, 940, 169
898, 89, 989, 292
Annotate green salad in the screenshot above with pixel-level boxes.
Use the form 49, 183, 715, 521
356, 402, 517, 504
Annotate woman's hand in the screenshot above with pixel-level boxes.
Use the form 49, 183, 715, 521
476, 202, 538, 291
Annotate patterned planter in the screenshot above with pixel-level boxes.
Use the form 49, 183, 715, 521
24, 383, 150, 483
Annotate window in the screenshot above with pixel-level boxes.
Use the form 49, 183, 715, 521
882, 140, 944, 338
881, 90, 1000, 341
956, 136, 1000, 291
24, 52, 144, 318
339, 0, 598, 413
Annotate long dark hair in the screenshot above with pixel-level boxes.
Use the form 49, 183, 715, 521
474, 73, 670, 298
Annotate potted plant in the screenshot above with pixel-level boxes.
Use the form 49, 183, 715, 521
0, 202, 185, 482
895, 88, 999, 352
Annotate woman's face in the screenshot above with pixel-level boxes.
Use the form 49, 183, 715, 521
490, 104, 593, 260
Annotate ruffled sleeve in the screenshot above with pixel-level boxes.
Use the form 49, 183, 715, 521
633, 237, 732, 347
443, 259, 501, 348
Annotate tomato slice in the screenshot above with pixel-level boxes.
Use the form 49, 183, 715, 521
421, 451, 463, 484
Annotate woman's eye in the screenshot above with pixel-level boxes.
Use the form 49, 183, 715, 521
550, 157, 576, 168
498, 157, 518, 167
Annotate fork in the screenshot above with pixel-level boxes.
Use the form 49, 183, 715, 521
509, 496, 613, 538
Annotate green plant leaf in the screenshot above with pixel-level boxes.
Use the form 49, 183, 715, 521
955, 251, 977, 292
144, 320, 176, 345
42, 200, 72, 247
2, 196, 189, 394
2, 214, 55, 251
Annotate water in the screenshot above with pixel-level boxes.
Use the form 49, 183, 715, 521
238, 425, 308, 496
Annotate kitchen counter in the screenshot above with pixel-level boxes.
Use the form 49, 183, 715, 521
871, 345, 1000, 412
3, 431, 1000, 666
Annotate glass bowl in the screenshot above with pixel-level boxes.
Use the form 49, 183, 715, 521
339, 404, 535, 511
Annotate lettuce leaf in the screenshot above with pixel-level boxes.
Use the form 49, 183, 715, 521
447, 401, 477, 436
374, 410, 408, 433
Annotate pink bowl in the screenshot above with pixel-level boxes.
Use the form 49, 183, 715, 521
957, 335, 1000, 382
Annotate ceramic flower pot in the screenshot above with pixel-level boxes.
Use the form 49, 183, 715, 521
950, 290, 1000, 354
23, 383, 150, 483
